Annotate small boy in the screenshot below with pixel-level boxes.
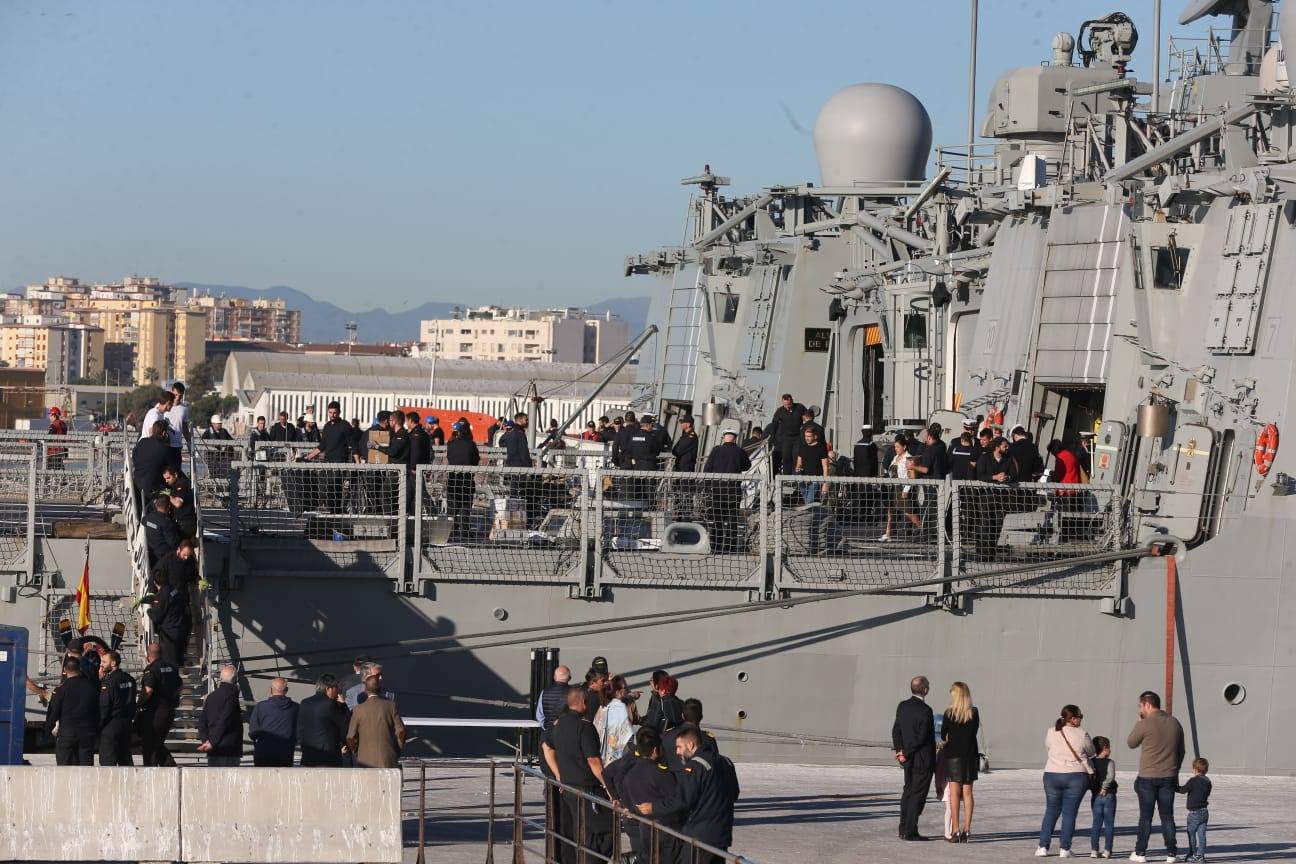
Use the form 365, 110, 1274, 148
1178, 757, 1212, 862
1089, 736, 1117, 859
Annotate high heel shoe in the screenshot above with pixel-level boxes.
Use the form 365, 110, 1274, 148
960, 832, 970, 843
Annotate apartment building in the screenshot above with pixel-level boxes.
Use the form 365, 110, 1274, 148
12, 276, 205, 385
418, 306, 630, 364
187, 294, 302, 343
0, 318, 104, 385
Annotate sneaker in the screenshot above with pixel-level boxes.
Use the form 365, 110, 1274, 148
1060, 851, 1074, 860
1165, 858, 1177, 863
1036, 848, 1050, 857
878, 533, 891, 542
1129, 855, 1148, 863
1101, 853, 1112, 860
1091, 853, 1101, 859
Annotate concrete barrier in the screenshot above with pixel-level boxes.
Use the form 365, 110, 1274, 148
0, 766, 181, 861
181, 767, 402, 863
0, 766, 402, 863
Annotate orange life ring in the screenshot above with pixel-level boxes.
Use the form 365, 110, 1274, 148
1255, 423, 1279, 477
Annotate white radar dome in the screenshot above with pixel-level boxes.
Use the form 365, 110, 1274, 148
813, 83, 933, 186
1282, 0, 1296, 87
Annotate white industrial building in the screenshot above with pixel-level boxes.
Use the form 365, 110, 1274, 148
417, 306, 631, 364
219, 351, 635, 428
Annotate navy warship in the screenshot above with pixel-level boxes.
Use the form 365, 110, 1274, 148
5, 0, 1295, 776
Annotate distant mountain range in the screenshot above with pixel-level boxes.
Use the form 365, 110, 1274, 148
176, 283, 651, 343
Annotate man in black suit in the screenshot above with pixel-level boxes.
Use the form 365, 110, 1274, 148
198, 664, 244, 766
892, 675, 935, 841
298, 673, 351, 767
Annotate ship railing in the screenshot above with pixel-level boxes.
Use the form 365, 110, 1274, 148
934, 143, 1001, 190
595, 468, 766, 592
121, 436, 154, 659
413, 463, 590, 588
0, 453, 37, 584
192, 439, 255, 531
1168, 13, 1277, 83
0, 429, 123, 506
484, 758, 758, 864
773, 475, 947, 593
188, 444, 218, 697
228, 460, 408, 585
949, 480, 1123, 597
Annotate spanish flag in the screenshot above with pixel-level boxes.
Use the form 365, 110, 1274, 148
74, 541, 90, 635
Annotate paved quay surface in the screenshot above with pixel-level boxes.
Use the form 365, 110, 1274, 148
400, 762, 1296, 863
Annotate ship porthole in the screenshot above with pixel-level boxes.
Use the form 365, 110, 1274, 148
1223, 683, 1246, 706
736, 710, 748, 720
737, 671, 749, 683
492, 607, 508, 621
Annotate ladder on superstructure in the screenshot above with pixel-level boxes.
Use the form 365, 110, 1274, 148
659, 269, 705, 403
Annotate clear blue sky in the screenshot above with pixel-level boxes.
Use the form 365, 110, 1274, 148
0, 1, 1207, 311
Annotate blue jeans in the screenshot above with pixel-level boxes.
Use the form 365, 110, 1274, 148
800, 481, 821, 505
1090, 792, 1116, 852
1040, 772, 1088, 851
1186, 808, 1208, 858
1134, 776, 1178, 856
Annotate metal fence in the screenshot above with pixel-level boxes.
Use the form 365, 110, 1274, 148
774, 476, 946, 592
0, 430, 124, 505
413, 464, 589, 586
216, 459, 1131, 598
950, 481, 1123, 596
230, 460, 408, 582
596, 468, 765, 590
485, 759, 755, 864
0, 455, 36, 577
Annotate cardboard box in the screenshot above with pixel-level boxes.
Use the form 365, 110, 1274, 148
367, 430, 390, 464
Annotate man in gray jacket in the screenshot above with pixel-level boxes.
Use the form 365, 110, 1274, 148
1127, 690, 1185, 863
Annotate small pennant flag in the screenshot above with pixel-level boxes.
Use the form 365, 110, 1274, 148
74, 541, 91, 635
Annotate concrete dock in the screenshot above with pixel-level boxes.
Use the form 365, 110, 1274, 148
400, 762, 1296, 863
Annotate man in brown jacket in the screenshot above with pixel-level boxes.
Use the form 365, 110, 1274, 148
346, 673, 406, 768
1127, 690, 1185, 862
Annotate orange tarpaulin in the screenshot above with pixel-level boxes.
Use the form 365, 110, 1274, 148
396, 407, 500, 444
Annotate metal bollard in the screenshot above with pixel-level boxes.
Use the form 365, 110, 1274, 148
512, 762, 526, 864
485, 761, 496, 864
417, 762, 427, 864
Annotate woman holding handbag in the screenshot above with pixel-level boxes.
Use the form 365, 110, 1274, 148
1037, 704, 1095, 858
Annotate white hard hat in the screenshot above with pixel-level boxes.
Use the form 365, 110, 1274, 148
211, 415, 223, 425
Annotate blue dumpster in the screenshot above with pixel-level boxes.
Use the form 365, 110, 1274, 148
0, 625, 28, 764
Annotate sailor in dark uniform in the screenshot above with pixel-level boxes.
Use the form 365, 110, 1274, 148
45, 656, 99, 765
851, 424, 880, 522
703, 426, 751, 554
671, 416, 699, 472
637, 725, 740, 863
671, 415, 700, 519
97, 649, 137, 765
617, 728, 684, 863
136, 641, 181, 766
611, 411, 636, 467
764, 394, 806, 476
445, 420, 480, 533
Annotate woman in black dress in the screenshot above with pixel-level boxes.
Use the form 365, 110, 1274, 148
942, 681, 980, 842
